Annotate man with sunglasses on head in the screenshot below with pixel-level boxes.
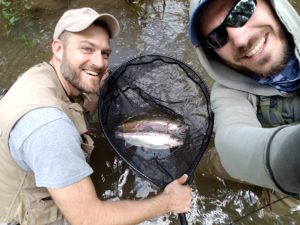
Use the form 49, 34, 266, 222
189, 0, 300, 211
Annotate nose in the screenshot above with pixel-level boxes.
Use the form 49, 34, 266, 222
91, 50, 104, 68
226, 26, 251, 48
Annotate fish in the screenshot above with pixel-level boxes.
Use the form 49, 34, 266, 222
291, 204, 300, 213
117, 116, 188, 138
115, 131, 183, 150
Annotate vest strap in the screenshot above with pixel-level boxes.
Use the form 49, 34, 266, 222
259, 96, 285, 127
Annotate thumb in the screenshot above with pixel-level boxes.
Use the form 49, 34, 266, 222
177, 174, 188, 185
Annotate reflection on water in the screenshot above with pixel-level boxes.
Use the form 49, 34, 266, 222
1, 0, 300, 224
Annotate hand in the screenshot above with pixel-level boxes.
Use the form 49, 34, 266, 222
162, 174, 192, 213
83, 93, 99, 116
83, 67, 110, 115
99, 68, 110, 90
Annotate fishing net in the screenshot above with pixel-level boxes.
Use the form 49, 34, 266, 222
99, 54, 213, 189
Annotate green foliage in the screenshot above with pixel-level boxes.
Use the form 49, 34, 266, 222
0, 0, 35, 46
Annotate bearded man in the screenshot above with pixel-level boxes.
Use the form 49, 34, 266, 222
0, 7, 192, 225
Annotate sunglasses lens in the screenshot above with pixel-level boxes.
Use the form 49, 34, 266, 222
204, 0, 257, 49
206, 27, 229, 49
227, 0, 256, 27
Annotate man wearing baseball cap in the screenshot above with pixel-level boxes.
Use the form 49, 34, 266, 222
0, 8, 192, 225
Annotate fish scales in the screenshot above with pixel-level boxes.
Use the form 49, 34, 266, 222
118, 116, 188, 136
115, 131, 183, 150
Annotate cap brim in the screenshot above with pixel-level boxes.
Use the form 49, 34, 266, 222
189, 0, 208, 46
96, 14, 120, 38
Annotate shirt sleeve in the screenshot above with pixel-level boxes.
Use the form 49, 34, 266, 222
9, 107, 93, 188
211, 82, 282, 190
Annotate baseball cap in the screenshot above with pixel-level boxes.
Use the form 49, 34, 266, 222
189, 0, 209, 46
53, 7, 120, 40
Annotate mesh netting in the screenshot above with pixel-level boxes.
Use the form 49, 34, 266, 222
99, 54, 213, 188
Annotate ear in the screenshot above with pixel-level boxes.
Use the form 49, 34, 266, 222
52, 39, 64, 61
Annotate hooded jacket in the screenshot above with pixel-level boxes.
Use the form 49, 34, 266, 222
191, 0, 300, 194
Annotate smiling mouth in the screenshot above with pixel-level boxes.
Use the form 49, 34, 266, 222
84, 69, 100, 77
245, 36, 267, 58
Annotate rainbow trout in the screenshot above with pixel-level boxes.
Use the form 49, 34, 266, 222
117, 116, 188, 138
115, 131, 183, 150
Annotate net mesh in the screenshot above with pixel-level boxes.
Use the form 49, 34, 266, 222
99, 55, 213, 188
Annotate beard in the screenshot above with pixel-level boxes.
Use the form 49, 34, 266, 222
240, 30, 293, 78
60, 53, 99, 94
222, 17, 295, 78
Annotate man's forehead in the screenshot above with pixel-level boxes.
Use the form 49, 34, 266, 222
205, 0, 236, 14
73, 24, 110, 38
64, 25, 110, 48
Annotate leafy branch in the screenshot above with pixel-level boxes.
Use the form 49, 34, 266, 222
0, 0, 35, 46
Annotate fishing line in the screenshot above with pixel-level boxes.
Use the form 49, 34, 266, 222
229, 194, 289, 224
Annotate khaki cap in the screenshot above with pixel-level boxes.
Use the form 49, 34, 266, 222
53, 7, 120, 39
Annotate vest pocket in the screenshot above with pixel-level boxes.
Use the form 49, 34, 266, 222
23, 199, 63, 225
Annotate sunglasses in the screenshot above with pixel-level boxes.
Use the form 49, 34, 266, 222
203, 0, 257, 49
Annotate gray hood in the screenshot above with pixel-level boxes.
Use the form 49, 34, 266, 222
193, 0, 300, 96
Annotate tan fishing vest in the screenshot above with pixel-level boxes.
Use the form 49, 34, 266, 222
0, 62, 94, 225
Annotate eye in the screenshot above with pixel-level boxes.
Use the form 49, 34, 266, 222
102, 51, 111, 59
82, 47, 93, 53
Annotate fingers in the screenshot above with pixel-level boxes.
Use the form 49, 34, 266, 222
176, 174, 188, 185
83, 93, 99, 115
99, 68, 110, 90
163, 175, 192, 213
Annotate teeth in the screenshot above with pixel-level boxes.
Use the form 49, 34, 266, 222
84, 69, 99, 76
246, 37, 266, 57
